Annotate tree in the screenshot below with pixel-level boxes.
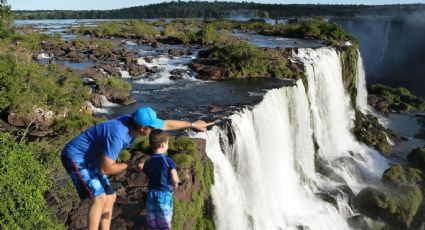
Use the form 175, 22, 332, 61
0, 0, 13, 38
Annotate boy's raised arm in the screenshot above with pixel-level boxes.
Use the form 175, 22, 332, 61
170, 168, 180, 188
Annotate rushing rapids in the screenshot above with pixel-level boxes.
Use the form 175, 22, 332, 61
196, 47, 389, 230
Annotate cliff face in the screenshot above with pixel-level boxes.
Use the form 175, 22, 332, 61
59, 138, 214, 230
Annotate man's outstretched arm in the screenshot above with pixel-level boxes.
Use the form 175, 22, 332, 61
163, 120, 214, 131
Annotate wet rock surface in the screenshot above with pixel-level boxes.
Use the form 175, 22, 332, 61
353, 111, 400, 156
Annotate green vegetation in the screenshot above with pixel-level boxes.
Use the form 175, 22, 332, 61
340, 46, 359, 107
0, 2, 108, 228
172, 154, 195, 169
356, 186, 423, 228
172, 147, 215, 230
382, 165, 424, 186
369, 84, 425, 114
96, 76, 132, 91
0, 133, 62, 229
73, 20, 160, 38
0, 0, 12, 38
118, 149, 132, 162
353, 111, 397, 156
13, 2, 425, 19
211, 41, 302, 79
261, 17, 357, 45
200, 23, 236, 46
163, 24, 197, 44
0, 51, 88, 115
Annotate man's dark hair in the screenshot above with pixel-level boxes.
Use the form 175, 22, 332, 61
149, 129, 169, 151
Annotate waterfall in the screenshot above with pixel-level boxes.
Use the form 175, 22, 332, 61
355, 53, 370, 113
196, 47, 389, 230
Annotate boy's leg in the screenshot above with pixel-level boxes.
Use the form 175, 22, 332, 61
100, 193, 117, 230
146, 191, 159, 229
156, 191, 173, 230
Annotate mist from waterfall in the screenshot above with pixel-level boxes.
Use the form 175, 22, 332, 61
196, 47, 389, 230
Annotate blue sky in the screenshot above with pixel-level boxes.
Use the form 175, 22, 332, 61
9, 0, 425, 10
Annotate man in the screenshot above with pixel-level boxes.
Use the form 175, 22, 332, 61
61, 107, 212, 230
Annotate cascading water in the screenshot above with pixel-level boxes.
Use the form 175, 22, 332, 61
196, 47, 388, 230
355, 53, 370, 113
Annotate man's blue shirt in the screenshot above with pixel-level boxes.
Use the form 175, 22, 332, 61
62, 115, 133, 168
143, 154, 176, 192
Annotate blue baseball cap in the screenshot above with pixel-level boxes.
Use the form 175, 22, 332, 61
132, 107, 165, 129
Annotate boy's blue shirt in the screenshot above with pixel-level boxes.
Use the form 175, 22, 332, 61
143, 153, 176, 192
62, 115, 133, 168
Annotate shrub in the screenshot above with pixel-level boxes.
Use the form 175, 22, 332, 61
356, 186, 422, 227
211, 41, 299, 79
382, 165, 424, 186
125, 20, 160, 37
118, 149, 132, 162
53, 113, 106, 136
260, 17, 356, 46
172, 153, 194, 169
369, 84, 425, 113
0, 51, 89, 115
96, 76, 132, 91
169, 136, 197, 155
163, 24, 197, 44
132, 135, 150, 153
0, 0, 13, 39
200, 23, 234, 46
0, 133, 62, 229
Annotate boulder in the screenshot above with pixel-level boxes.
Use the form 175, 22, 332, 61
355, 186, 422, 228
382, 164, 424, 186
90, 93, 103, 107
97, 85, 132, 105
79, 68, 104, 82
353, 110, 399, 156
157, 36, 183, 45
122, 53, 138, 65
191, 59, 228, 80
144, 56, 154, 63
168, 47, 191, 56
7, 108, 55, 131
408, 147, 425, 172
96, 63, 120, 77
148, 66, 161, 74
128, 63, 147, 77
151, 41, 161, 48
66, 50, 85, 62
80, 102, 93, 115
169, 69, 189, 80
209, 106, 223, 113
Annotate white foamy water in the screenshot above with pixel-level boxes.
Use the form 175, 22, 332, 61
86, 101, 110, 114
196, 47, 388, 230
120, 70, 131, 79
355, 53, 370, 113
100, 95, 119, 107
135, 54, 197, 84
37, 53, 51, 59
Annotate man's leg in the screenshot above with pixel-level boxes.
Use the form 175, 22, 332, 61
100, 193, 116, 230
88, 194, 107, 230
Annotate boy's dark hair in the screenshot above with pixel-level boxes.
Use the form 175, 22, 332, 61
149, 129, 169, 151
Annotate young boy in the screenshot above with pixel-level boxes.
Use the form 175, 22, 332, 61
140, 129, 180, 230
